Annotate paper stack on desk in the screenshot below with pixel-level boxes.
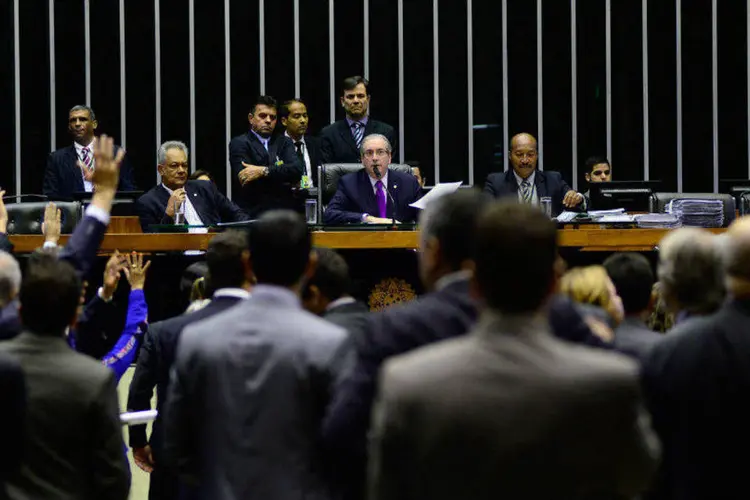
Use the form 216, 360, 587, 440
635, 213, 681, 229
666, 199, 724, 228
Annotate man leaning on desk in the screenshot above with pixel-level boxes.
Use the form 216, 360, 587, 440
323, 134, 422, 224
484, 132, 586, 216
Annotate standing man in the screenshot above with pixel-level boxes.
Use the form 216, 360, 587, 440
281, 99, 323, 188
484, 133, 585, 216
43, 105, 137, 200
229, 96, 303, 218
320, 76, 398, 164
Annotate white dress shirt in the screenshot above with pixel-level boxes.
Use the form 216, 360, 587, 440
74, 139, 96, 192
161, 184, 208, 234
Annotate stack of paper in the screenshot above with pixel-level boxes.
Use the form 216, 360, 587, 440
666, 199, 724, 228
635, 213, 681, 229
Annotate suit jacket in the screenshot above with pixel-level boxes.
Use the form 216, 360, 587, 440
163, 285, 351, 500
323, 169, 422, 224
0, 351, 25, 485
0, 232, 12, 253
135, 180, 247, 232
228, 132, 304, 217
127, 294, 246, 457
43, 143, 137, 201
0, 332, 129, 500
641, 298, 750, 500
369, 311, 660, 500
323, 299, 370, 349
483, 169, 582, 216
294, 134, 324, 187
319, 119, 398, 164
614, 316, 661, 361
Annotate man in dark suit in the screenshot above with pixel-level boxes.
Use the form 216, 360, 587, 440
603, 252, 662, 361
43, 105, 136, 200
0, 253, 129, 500
484, 133, 585, 216
323, 134, 421, 224
281, 99, 323, 188
228, 96, 304, 218
135, 140, 247, 232
128, 230, 253, 500
368, 202, 659, 500
0, 351, 25, 488
641, 216, 750, 500
319, 76, 398, 164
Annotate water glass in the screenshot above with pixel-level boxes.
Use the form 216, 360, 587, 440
174, 200, 185, 225
305, 199, 318, 224
540, 197, 553, 217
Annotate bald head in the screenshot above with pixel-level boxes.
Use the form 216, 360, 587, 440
511, 133, 537, 150
509, 133, 538, 180
724, 217, 750, 296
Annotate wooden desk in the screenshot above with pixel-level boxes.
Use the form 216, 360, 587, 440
7, 227, 726, 253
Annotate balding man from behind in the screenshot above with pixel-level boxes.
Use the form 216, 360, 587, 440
484, 133, 585, 216
642, 217, 750, 500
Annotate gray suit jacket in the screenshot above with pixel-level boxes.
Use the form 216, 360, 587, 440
368, 311, 660, 500
614, 316, 662, 361
164, 285, 351, 500
0, 332, 129, 500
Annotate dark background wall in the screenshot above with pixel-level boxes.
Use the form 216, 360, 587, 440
1, 0, 747, 199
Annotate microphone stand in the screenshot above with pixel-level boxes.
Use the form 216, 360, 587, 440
373, 167, 397, 227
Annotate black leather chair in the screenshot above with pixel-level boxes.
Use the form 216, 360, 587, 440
650, 192, 736, 227
5, 202, 82, 235
317, 163, 414, 221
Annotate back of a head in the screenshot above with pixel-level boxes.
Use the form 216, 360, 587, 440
0, 251, 21, 308
474, 202, 558, 313
724, 217, 750, 293
20, 252, 81, 336
603, 253, 654, 314
420, 189, 488, 270
305, 247, 351, 302
658, 227, 725, 314
250, 210, 311, 286
206, 230, 249, 291
560, 265, 615, 311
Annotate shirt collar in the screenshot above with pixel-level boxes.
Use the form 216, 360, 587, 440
325, 296, 357, 311
213, 288, 251, 300
74, 138, 96, 152
161, 183, 185, 195
434, 270, 473, 292
513, 169, 535, 187
284, 131, 306, 145
250, 130, 271, 146
369, 171, 389, 189
346, 116, 369, 128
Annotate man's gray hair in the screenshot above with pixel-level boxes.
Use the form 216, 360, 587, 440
360, 134, 392, 157
158, 140, 189, 165
658, 227, 725, 314
0, 251, 21, 307
69, 105, 96, 121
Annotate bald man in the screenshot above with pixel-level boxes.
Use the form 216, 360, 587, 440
484, 133, 585, 216
641, 217, 750, 499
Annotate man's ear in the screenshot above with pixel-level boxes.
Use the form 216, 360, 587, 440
92, 119, 98, 131
585, 173, 591, 182
247, 112, 254, 124
339, 96, 346, 108
281, 116, 288, 127
303, 249, 318, 282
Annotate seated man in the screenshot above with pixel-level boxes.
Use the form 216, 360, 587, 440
324, 134, 421, 224
583, 155, 612, 202
484, 132, 585, 216
43, 105, 137, 200
136, 141, 247, 232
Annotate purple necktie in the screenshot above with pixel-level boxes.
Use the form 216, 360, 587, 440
375, 180, 387, 218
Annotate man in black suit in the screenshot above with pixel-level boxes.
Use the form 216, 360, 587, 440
603, 252, 662, 361
281, 99, 323, 188
323, 134, 421, 224
302, 247, 369, 343
228, 96, 304, 218
641, 216, 750, 500
43, 105, 137, 200
484, 133, 585, 216
0, 253, 129, 500
135, 140, 247, 232
320, 76, 398, 164
127, 230, 253, 499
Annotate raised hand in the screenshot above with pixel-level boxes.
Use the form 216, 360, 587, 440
123, 251, 151, 290
0, 190, 7, 234
42, 202, 62, 245
92, 135, 125, 194
101, 250, 127, 301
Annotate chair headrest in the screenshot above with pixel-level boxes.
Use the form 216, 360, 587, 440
5, 202, 82, 235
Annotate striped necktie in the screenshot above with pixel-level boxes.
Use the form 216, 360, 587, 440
352, 122, 364, 149
81, 147, 93, 171
520, 180, 533, 204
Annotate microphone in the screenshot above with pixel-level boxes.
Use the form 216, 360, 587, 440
373, 166, 397, 225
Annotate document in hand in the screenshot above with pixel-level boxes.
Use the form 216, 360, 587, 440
409, 182, 463, 210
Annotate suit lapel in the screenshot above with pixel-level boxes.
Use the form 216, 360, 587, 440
337, 120, 360, 160
247, 133, 270, 165
185, 184, 211, 223
534, 171, 548, 198
67, 145, 85, 192
358, 170, 379, 215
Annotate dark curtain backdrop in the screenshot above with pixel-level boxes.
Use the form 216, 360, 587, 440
3, 0, 747, 198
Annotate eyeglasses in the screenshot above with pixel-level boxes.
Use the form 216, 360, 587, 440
164, 162, 188, 170
363, 149, 390, 158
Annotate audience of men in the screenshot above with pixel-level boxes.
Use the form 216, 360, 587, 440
320, 76, 398, 164
43, 105, 136, 200
642, 216, 750, 499
163, 210, 351, 499
228, 96, 304, 217
657, 227, 725, 325
135, 141, 247, 232
603, 252, 662, 360
484, 133, 585, 216
367, 202, 660, 499
128, 230, 253, 500
281, 99, 323, 189
324, 134, 422, 224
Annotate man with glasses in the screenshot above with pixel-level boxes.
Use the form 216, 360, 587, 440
324, 134, 421, 224
484, 132, 585, 216
135, 141, 247, 232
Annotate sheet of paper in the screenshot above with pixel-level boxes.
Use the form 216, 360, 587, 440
409, 182, 463, 210
596, 214, 635, 223
587, 208, 626, 216
555, 211, 579, 223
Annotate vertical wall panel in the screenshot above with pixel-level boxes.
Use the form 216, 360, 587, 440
507, 0, 537, 139
53, 1, 85, 151
229, 0, 259, 139
159, 0, 190, 149
265, 0, 295, 104
333, 0, 364, 122
1, 1, 16, 194
90, 1, 121, 141
194, 0, 228, 194
680, 0, 713, 193
368, 0, 399, 161
19, 0, 50, 195
299, 0, 330, 135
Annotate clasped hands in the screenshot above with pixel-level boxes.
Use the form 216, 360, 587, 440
238, 162, 267, 186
